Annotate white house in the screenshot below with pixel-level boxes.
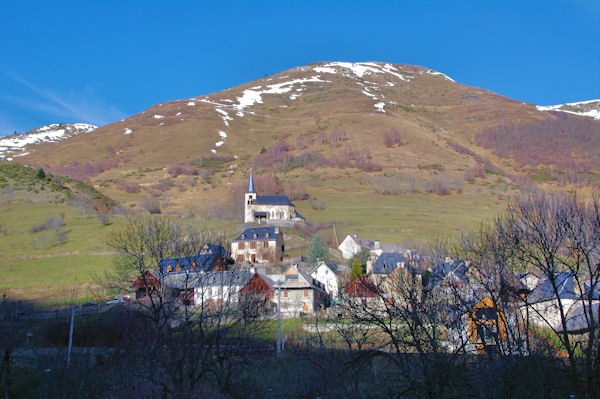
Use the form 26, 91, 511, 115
338, 234, 373, 259
522, 272, 600, 332
310, 260, 342, 299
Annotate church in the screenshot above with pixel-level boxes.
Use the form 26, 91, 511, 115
244, 171, 305, 224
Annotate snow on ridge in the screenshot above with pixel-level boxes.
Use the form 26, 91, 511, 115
319, 62, 410, 81
187, 101, 196, 106
124, 128, 132, 135
426, 69, 455, 82
374, 102, 386, 113
153, 114, 164, 119
313, 66, 337, 74
537, 99, 600, 120
218, 131, 227, 139
0, 123, 97, 158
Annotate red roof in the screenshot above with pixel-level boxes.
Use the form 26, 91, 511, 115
344, 276, 380, 298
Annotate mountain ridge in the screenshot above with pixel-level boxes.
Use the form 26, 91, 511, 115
4, 61, 599, 217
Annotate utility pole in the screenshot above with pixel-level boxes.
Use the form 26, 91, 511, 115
276, 286, 281, 358
66, 306, 75, 368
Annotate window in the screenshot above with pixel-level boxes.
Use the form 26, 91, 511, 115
264, 241, 269, 248
304, 289, 308, 297
284, 290, 288, 297
238, 242, 244, 250
250, 242, 257, 249
167, 265, 173, 273
156, 266, 161, 273
176, 264, 181, 272
191, 262, 196, 271
237, 255, 244, 263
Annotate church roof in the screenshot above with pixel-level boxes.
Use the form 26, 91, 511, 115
247, 170, 255, 193
253, 195, 294, 206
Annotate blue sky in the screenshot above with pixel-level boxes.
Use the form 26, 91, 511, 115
0, 0, 598, 136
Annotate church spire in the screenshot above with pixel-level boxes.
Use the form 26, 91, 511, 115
247, 170, 255, 193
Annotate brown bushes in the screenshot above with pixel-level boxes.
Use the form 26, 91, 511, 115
116, 180, 141, 193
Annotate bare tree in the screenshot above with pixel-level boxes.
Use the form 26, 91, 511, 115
106, 216, 269, 397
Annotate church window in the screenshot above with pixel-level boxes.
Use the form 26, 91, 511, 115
250, 242, 257, 249
238, 242, 244, 250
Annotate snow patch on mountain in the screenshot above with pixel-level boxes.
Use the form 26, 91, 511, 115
233, 76, 330, 112
215, 108, 233, 126
317, 62, 411, 82
374, 102, 386, 113
0, 123, 96, 158
536, 99, 600, 120
425, 69, 455, 82
153, 114, 164, 119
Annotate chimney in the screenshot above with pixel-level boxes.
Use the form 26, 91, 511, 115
366, 259, 373, 275
374, 240, 381, 250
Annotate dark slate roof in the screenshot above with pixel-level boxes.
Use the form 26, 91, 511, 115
156, 244, 228, 274
528, 272, 580, 303
372, 252, 411, 275
162, 270, 253, 289
295, 211, 305, 220
253, 195, 294, 206
231, 227, 280, 242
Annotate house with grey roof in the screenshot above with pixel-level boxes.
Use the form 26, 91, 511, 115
273, 265, 330, 316
367, 252, 413, 285
231, 226, 284, 264
523, 272, 600, 332
244, 170, 305, 224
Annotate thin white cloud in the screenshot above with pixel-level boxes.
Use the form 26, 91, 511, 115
5, 73, 127, 127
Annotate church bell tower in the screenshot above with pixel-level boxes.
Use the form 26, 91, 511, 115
244, 170, 257, 223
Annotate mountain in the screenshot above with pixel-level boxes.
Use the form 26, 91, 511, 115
0, 123, 97, 160
7, 61, 600, 224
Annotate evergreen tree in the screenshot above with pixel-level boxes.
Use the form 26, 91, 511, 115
36, 168, 46, 179
350, 257, 365, 279
308, 234, 329, 265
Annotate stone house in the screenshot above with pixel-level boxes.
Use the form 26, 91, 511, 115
244, 171, 304, 224
523, 272, 600, 332
274, 265, 330, 317
230, 226, 284, 264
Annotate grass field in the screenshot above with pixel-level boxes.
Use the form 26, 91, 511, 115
0, 176, 508, 303
0, 201, 242, 302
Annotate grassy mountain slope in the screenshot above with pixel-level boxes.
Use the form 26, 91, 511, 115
8, 61, 600, 246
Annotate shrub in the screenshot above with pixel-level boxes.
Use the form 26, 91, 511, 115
116, 180, 141, 193
29, 215, 64, 233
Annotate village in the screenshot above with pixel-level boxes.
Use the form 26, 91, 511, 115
131, 171, 599, 356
